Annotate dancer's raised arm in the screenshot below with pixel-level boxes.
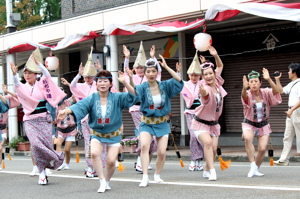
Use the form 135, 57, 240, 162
158, 54, 181, 82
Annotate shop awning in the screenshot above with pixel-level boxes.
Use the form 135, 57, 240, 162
7, 30, 99, 54
102, 1, 300, 35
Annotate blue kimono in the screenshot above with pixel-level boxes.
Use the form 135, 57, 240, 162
46, 102, 56, 136
0, 98, 9, 142
135, 78, 184, 137
70, 92, 138, 143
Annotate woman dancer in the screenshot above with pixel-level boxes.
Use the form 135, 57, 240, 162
177, 52, 204, 171
58, 70, 138, 193
242, 69, 281, 177
126, 54, 183, 187
70, 51, 108, 177
191, 46, 226, 181
10, 48, 66, 185
0, 86, 20, 166
123, 43, 161, 172
55, 95, 77, 170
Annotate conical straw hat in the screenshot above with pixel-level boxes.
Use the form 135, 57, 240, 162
133, 41, 147, 68
187, 51, 201, 75
24, 47, 43, 73
83, 47, 97, 77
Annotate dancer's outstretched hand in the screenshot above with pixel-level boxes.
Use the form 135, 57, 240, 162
96, 60, 102, 71
208, 46, 218, 57
262, 68, 270, 81
116, 71, 126, 84
243, 75, 249, 90
57, 109, 71, 120
61, 78, 70, 86
78, 63, 84, 76
2, 84, 8, 93
123, 45, 130, 59
126, 68, 134, 78
158, 54, 168, 68
199, 84, 208, 96
150, 45, 156, 58
176, 62, 181, 73
10, 62, 18, 75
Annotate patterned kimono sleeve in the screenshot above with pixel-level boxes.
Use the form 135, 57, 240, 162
265, 88, 282, 106
6, 95, 20, 108
163, 78, 184, 98
199, 85, 212, 106
241, 90, 251, 109
134, 84, 145, 101
0, 98, 9, 113
117, 92, 139, 109
69, 94, 93, 123
46, 102, 56, 121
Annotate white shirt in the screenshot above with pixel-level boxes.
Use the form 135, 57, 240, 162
101, 105, 107, 118
256, 102, 263, 122
283, 78, 300, 107
153, 95, 162, 109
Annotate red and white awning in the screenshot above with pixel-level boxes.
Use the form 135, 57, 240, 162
102, 2, 300, 35
7, 30, 99, 54
6, 2, 300, 53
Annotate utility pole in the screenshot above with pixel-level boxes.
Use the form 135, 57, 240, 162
5, 0, 19, 141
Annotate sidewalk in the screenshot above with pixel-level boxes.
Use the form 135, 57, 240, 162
11, 145, 300, 162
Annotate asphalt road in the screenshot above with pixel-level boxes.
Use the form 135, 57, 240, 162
1, 155, 300, 199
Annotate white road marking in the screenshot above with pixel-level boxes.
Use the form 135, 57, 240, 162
1, 170, 300, 191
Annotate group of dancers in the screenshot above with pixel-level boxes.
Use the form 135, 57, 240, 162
0, 41, 292, 193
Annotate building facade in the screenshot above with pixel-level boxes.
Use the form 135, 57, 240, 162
1, 0, 299, 145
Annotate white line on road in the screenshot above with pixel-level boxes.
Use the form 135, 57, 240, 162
1, 170, 300, 191
6, 158, 300, 168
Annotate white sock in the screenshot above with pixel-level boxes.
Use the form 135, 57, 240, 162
142, 174, 148, 181
137, 156, 141, 166
197, 161, 202, 166
65, 163, 69, 167
40, 169, 46, 177
100, 178, 105, 185
190, 161, 196, 166
106, 181, 109, 187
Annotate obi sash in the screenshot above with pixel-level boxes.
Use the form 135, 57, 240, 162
0, 124, 6, 130
243, 118, 269, 128
141, 115, 168, 125
187, 99, 201, 110
57, 125, 76, 134
91, 127, 122, 139
30, 100, 47, 115
194, 115, 219, 126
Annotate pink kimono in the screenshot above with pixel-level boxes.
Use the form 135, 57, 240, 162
191, 71, 227, 137
181, 80, 204, 161
242, 88, 282, 136
55, 97, 77, 138
0, 95, 20, 136
14, 72, 66, 172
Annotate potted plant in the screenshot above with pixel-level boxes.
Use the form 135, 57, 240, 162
9, 137, 19, 151
120, 137, 138, 153
9, 136, 30, 151
17, 137, 30, 151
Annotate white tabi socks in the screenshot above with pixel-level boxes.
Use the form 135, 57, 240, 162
139, 174, 149, 187
154, 174, 164, 183
208, 169, 217, 181
248, 161, 258, 178
98, 178, 106, 193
